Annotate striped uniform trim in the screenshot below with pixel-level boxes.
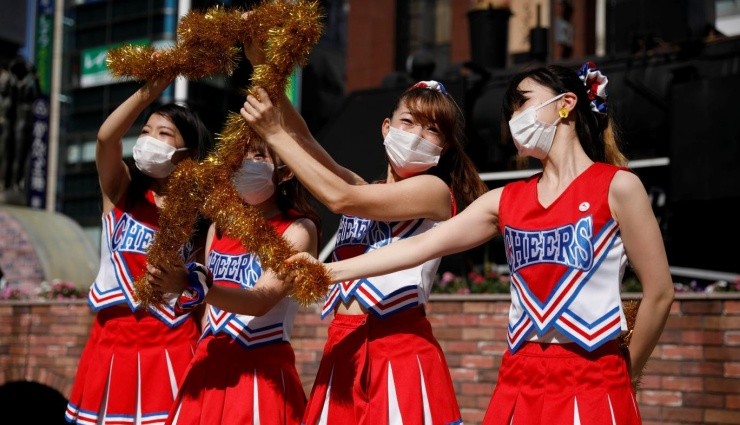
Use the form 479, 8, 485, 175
65, 404, 97, 424
225, 319, 286, 349
98, 413, 135, 424
147, 302, 192, 328
507, 288, 534, 351
207, 306, 234, 333
206, 306, 287, 349
508, 219, 620, 352
555, 306, 624, 351
321, 281, 420, 319
88, 283, 126, 310
66, 408, 170, 425
87, 285, 191, 328
322, 218, 427, 318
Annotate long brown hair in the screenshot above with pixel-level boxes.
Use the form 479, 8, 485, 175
389, 85, 488, 210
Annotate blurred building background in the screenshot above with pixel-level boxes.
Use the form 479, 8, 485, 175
1, 0, 740, 293
1, 1, 739, 423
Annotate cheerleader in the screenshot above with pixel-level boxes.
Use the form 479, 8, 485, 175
65, 77, 214, 425
285, 63, 675, 425
243, 75, 487, 423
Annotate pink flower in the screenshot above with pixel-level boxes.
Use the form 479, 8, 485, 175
440, 272, 457, 285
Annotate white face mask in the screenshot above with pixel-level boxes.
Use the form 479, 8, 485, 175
132, 135, 188, 178
508, 93, 565, 159
232, 159, 276, 205
383, 126, 443, 178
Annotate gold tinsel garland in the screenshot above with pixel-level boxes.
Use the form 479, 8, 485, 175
619, 299, 642, 390
107, 1, 329, 309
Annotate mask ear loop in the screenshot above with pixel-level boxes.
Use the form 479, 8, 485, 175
275, 164, 293, 186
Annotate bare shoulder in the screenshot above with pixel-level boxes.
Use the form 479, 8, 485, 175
610, 169, 648, 202
474, 186, 502, 208
608, 169, 652, 222
283, 216, 319, 252
403, 173, 447, 185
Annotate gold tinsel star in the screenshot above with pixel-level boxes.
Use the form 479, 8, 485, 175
107, 1, 329, 309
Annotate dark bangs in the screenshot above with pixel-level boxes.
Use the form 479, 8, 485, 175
150, 104, 214, 161
502, 69, 565, 122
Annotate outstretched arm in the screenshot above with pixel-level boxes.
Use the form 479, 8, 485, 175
610, 171, 674, 380
96, 77, 173, 207
322, 187, 502, 282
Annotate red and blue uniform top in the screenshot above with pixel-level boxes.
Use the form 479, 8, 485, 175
88, 189, 197, 327
203, 212, 304, 349
322, 191, 457, 319
498, 163, 629, 352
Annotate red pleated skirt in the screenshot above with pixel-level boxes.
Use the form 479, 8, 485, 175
65, 306, 199, 425
167, 334, 306, 425
483, 341, 641, 425
302, 306, 462, 425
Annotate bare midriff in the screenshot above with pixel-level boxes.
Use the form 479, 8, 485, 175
334, 298, 367, 315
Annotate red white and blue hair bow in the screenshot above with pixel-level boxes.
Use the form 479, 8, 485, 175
409, 80, 448, 96
577, 61, 608, 114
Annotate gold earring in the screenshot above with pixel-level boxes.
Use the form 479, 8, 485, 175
558, 107, 569, 118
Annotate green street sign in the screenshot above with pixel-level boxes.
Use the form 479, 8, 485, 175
80, 39, 149, 88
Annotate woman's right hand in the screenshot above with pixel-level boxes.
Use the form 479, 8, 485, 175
241, 86, 285, 141
278, 252, 329, 288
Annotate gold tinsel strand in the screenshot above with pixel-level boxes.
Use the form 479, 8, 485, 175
108, 1, 329, 308
618, 299, 642, 390
107, 6, 242, 81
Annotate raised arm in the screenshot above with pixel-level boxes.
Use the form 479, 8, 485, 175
242, 88, 451, 222
241, 23, 361, 186
324, 187, 502, 282
96, 78, 172, 208
609, 170, 674, 380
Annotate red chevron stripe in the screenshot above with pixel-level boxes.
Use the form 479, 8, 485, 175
372, 291, 417, 310
358, 285, 381, 304
508, 317, 531, 342
90, 289, 123, 303
559, 315, 621, 341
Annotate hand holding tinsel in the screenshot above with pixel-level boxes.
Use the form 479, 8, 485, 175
278, 252, 333, 303
577, 61, 608, 114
